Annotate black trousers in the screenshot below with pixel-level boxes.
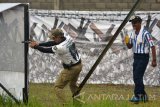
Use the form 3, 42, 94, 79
133, 53, 149, 98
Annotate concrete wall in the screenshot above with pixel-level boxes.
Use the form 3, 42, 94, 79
0, 0, 160, 11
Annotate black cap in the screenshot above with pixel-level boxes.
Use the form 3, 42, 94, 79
129, 15, 142, 23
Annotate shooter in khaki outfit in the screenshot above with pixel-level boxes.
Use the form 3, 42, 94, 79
29, 29, 82, 106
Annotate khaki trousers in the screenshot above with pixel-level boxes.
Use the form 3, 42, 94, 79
54, 62, 82, 105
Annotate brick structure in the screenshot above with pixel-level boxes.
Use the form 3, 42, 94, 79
0, 0, 160, 11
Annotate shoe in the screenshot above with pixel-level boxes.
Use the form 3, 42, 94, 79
140, 95, 149, 102
130, 95, 149, 103
129, 96, 140, 103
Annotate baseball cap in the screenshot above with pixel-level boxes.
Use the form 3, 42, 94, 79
48, 29, 64, 38
129, 15, 142, 23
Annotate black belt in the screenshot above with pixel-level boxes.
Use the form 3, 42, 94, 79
63, 59, 81, 69
134, 53, 149, 57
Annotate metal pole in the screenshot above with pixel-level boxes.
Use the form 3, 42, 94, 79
0, 83, 20, 104
23, 4, 29, 104
73, 0, 142, 97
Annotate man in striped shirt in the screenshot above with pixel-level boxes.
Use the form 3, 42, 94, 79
125, 16, 157, 103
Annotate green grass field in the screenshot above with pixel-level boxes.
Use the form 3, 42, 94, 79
0, 83, 160, 107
